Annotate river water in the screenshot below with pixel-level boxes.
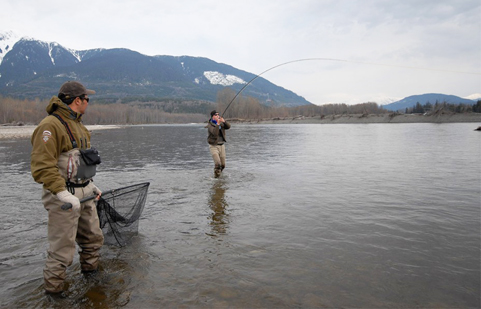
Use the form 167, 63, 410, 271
0, 123, 479, 308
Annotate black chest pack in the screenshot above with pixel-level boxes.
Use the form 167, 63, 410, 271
51, 113, 101, 182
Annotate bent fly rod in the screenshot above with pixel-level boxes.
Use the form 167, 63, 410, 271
220, 58, 333, 117
220, 57, 480, 117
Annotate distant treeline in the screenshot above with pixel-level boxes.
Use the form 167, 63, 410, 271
405, 100, 481, 114
214, 88, 388, 119
1, 89, 479, 125
0, 96, 209, 125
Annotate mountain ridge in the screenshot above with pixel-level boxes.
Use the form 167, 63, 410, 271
382, 93, 478, 111
1, 32, 479, 108
0, 34, 310, 107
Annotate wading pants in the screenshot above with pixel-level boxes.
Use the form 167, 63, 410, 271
209, 144, 226, 173
42, 183, 104, 293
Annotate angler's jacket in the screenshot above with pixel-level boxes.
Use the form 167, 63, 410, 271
31, 96, 91, 194
207, 120, 231, 145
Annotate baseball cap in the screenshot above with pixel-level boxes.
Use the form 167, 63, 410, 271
58, 81, 95, 99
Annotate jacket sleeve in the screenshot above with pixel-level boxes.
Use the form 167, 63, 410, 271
30, 121, 68, 194
208, 122, 220, 136
222, 121, 231, 130
206, 122, 218, 145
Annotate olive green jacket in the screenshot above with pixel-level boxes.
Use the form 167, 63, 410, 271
31, 96, 91, 194
207, 120, 231, 145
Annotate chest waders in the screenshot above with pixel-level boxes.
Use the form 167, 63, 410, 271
51, 114, 101, 194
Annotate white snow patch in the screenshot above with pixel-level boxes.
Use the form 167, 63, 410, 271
68, 47, 82, 62
54, 72, 78, 79
0, 31, 20, 64
465, 93, 481, 100
376, 97, 401, 105
48, 43, 56, 65
203, 71, 246, 86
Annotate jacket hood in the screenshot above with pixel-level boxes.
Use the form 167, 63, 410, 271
46, 96, 82, 120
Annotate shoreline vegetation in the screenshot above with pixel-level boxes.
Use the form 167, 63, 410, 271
2, 90, 480, 138
3, 89, 481, 125
230, 111, 481, 124
2, 112, 480, 140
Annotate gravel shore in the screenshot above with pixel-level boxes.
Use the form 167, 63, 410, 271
2, 112, 480, 140
230, 112, 481, 125
0, 125, 123, 140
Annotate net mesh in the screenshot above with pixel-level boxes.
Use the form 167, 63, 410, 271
96, 182, 150, 247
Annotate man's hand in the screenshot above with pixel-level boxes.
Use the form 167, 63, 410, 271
92, 184, 102, 200
213, 113, 224, 124
57, 190, 80, 211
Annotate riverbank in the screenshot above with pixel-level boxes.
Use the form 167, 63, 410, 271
2, 112, 480, 139
229, 112, 481, 125
0, 125, 123, 140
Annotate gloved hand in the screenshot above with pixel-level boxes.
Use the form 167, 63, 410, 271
57, 190, 80, 211
91, 183, 102, 200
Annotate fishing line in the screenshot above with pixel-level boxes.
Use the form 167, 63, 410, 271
221, 57, 480, 117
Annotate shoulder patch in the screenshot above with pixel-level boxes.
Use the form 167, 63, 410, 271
42, 130, 52, 143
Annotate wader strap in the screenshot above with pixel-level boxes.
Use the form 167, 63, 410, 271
66, 180, 90, 195
51, 113, 78, 148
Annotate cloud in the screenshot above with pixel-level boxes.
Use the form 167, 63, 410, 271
1, 0, 479, 104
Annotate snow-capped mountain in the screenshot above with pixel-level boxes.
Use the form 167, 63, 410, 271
374, 97, 400, 106
382, 93, 477, 111
464, 93, 481, 101
0, 31, 310, 106
1, 31, 477, 108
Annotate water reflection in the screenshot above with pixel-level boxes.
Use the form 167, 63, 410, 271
5, 237, 149, 308
208, 180, 229, 235
1, 124, 480, 308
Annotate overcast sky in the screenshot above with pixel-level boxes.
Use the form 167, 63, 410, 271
1, 0, 480, 105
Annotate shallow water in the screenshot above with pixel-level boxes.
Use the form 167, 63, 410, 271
0, 123, 480, 308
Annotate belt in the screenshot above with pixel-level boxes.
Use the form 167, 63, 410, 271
66, 180, 90, 194
67, 181, 90, 188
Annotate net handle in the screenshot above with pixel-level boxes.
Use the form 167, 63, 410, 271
61, 189, 114, 210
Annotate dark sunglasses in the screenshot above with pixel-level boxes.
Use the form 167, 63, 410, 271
79, 96, 90, 103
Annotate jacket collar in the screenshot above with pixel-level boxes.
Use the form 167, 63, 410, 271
46, 96, 82, 121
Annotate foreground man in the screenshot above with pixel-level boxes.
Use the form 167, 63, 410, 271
31, 81, 103, 295
206, 110, 231, 177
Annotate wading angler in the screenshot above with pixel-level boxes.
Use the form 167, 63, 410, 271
206, 110, 231, 178
30, 81, 103, 295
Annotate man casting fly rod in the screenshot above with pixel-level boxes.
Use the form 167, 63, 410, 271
206, 110, 231, 178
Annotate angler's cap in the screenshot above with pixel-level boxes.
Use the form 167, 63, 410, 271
58, 81, 95, 99
210, 110, 217, 117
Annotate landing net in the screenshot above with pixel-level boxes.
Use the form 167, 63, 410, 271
96, 182, 150, 247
